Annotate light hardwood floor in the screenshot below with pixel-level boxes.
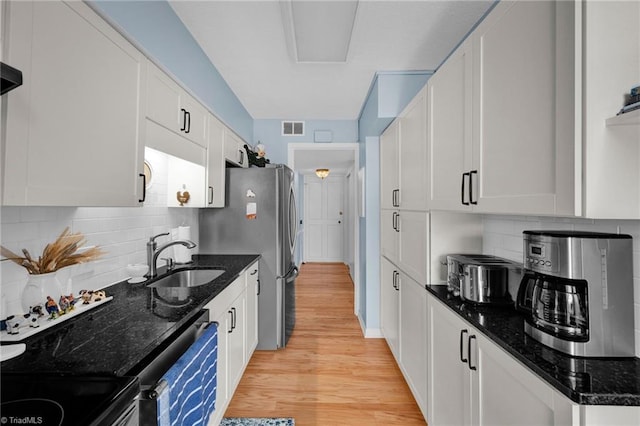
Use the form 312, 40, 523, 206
224, 262, 427, 425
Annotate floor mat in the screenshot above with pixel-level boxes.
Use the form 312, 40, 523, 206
220, 418, 295, 426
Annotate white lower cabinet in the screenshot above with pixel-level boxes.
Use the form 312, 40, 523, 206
398, 272, 428, 420
427, 293, 576, 426
427, 292, 471, 426
205, 260, 258, 426
245, 263, 260, 357
381, 256, 428, 417
380, 256, 400, 361
226, 290, 246, 393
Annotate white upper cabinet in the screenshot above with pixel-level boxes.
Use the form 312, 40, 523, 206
205, 115, 227, 207
398, 86, 429, 211
380, 120, 400, 210
429, 0, 640, 218
429, 1, 577, 216
146, 61, 207, 148
428, 40, 473, 211
224, 128, 249, 168
2, 1, 146, 206
380, 87, 429, 212
469, 0, 576, 215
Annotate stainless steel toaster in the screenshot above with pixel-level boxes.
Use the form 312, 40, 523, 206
447, 254, 522, 305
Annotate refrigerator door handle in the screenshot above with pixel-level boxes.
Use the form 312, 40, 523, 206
279, 265, 299, 281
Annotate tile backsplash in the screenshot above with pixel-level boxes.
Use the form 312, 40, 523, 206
482, 215, 640, 357
0, 148, 200, 317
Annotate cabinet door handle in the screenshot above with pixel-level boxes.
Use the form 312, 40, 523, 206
139, 173, 146, 203
257, 278, 261, 295
208, 186, 214, 205
392, 189, 400, 207
461, 172, 470, 205
469, 170, 478, 205
468, 334, 477, 371
180, 108, 187, 131
250, 269, 258, 276
392, 212, 397, 231
392, 270, 397, 290
228, 309, 234, 333
232, 307, 237, 330
185, 111, 191, 134
395, 272, 400, 291
239, 150, 245, 165
460, 329, 469, 363
395, 213, 400, 233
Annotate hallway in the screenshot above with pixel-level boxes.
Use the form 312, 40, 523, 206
224, 262, 426, 425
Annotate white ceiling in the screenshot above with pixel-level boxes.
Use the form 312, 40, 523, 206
169, 0, 493, 173
169, 0, 494, 121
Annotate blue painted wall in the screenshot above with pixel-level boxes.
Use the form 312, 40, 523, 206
359, 136, 381, 331
377, 72, 432, 117
357, 79, 394, 144
90, 0, 253, 142
254, 119, 358, 165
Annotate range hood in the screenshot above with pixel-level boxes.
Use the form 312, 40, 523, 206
1, 62, 23, 95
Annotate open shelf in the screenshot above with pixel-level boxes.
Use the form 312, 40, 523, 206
606, 108, 640, 126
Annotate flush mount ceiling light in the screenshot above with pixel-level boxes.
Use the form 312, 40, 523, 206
315, 168, 330, 179
281, 0, 359, 63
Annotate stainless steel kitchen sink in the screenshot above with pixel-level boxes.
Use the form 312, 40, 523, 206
148, 269, 224, 288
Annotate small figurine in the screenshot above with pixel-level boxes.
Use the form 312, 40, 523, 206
245, 144, 270, 167
79, 289, 107, 304
58, 295, 75, 314
6, 313, 40, 334
30, 304, 45, 318
176, 184, 190, 206
45, 296, 60, 319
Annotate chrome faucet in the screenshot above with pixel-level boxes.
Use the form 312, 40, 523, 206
146, 232, 197, 278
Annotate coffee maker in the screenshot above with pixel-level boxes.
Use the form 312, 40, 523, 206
516, 231, 635, 357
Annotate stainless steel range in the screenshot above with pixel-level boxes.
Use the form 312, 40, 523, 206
516, 231, 635, 357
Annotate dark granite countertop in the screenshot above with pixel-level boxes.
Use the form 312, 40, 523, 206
0, 254, 260, 377
426, 285, 640, 406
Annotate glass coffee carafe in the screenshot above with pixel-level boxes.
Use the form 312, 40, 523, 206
530, 275, 589, 342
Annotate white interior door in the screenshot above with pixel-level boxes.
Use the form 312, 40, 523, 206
304, 175, 345, 262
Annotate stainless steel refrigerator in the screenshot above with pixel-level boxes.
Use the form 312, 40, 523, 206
199, 165, 298, 349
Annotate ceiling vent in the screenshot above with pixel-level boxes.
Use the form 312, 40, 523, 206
280, 0, 359, 63
282, 121, 305, 136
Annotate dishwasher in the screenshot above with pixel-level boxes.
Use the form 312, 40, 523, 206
129, 309, 213, 425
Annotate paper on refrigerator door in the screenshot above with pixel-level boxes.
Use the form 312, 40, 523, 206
246, 202, 257, 220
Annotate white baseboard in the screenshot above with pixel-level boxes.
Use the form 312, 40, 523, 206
364, 328, 383, 338
357, 313, 384, 338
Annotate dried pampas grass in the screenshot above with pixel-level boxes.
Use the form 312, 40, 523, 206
0, 227, 105, 274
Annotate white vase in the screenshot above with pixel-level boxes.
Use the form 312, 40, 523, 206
21, 272, 63, 313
